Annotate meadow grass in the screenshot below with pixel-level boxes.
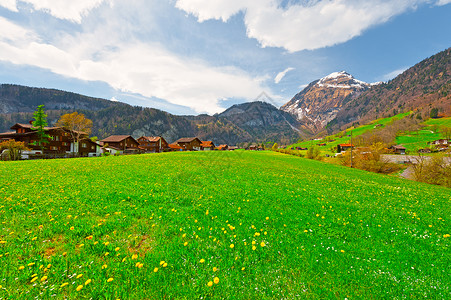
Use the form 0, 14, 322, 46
0, 151, 449, 299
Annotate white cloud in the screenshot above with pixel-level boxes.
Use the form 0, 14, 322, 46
0, 0, 18, 12
0, 12, 267, 114
176, 0, 436, 52
274, 67, 295, 84
436, 0, 451, 5
380, 67, 408, 81
19, 0, 108, 23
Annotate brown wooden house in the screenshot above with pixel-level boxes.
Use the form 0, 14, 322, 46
0, 123, 100, 156
99, 135, 141, 153
175, 137, 202, 151
216, 144, 228, 151
137, 136, 168, 153
337, 143, 354, 153
200, 141, 215, 151
168, 143, 184, 151
389, 145, 406, 155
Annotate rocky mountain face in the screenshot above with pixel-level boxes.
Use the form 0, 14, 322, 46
281, 71, 371, 132
0, 85, 304, 145
328, 47, 451, 131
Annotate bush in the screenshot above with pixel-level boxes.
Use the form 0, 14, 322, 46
411, 155, 451, 188
306, 146, 322, 160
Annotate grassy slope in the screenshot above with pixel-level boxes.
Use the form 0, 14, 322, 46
0, 151, 449, 299
290, 114, 451, 154
290, 112, 411, 154
396, 117, 451, 152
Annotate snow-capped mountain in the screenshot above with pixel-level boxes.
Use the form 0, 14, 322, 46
281, 71, 370, 132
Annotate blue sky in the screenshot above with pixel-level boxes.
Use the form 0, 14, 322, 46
0, 0, 450, 115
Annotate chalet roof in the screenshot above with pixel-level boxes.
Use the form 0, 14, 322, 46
100, 135, 133, 143
168, 143, 183, 150
201, 141, 214, 147
217, 144, 228, 150
175, 137, 200, 143
338, 144, 354, 147
141, 136, 162, 142
10, 123, 58, 130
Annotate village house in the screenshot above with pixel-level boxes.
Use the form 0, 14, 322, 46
200, 141, 215, 151
99, 135, 141, 154
389, 145, 407, 155
216, 144, 228, 151
0, 123, 101, 157
337, 143, 354, 153
137, 136, 168, 153
174, 137, 202, 151
428, 139, 449, 146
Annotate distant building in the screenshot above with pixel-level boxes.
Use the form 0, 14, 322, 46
216, 144, 228, 151
200, 141, 215, 151
175, 137, 202, 151
99, 135, 141, 154
137, 136, 168, 153
168, 143, 184, 151
389, 145, 406, 155
337, 144, 354, 153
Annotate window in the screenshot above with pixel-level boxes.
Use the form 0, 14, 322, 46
82, 143, 87, 148
50, 146, 57, 150
62, 142, 68, 146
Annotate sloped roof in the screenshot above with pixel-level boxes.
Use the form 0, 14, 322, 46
100, 135, 132, 143
175, 137, 200, 143
168, 143, 183, 150
201, 141, 214, 147
338, 144, 354, 147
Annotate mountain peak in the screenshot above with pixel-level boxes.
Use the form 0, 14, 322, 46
316, 71, 369, 90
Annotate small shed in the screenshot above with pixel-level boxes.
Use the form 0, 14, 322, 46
390, 145, 406, 155
337, 144, 354, 153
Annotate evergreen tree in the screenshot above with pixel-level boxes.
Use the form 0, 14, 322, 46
31, 105, 50, 152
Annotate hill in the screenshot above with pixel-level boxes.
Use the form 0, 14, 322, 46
328, 47, 451, 131
0, 85, 303, 144
0, 151, 449, 298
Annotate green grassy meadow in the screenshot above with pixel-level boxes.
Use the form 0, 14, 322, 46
0, 151, 450, 299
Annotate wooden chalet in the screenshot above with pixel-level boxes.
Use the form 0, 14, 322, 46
337, 143, 354, 153
174, 137, 202, 151
0, 123, 101, 156
99, 135, 141, 154
200, 141, 215, 151
389, 145, 406, 155
137, 136, 168, 153
216, 144, 228, 151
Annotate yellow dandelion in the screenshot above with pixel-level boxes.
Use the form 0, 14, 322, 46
207, 281, 213, 287
19, 266, 25, 270
132, 254, 138, 260
30, 277, 38, 283
154, 267, 158, 272
230, 244, 234, 249
107, 278, 114, 282
341, 250, 345, 253
61, 282, 69, 288
40, 276, 47, 282
213, 267, 218, 272
241, 267, 245, 271
138, 263, 144, 268
28, 262, 35, 266
85, 279, 92, 285
214, 277, 219, 284
102, 264, 107, 269
70, 226, 74, 230
260, 242, 265, 247
76, 285, 83, 291
122, 257, 127, 262
62, 252, 67, 256
104, 252, 110, 256
184, 242, 188, 246
115, 247, 120, 251
252, 246, 256, 251
200, 259, 205, 263
160, 261, 165, 266
47, 264, 51, 268
76, 274, 83, 279
163, 263, 168, 268
444, 234, 450, 238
